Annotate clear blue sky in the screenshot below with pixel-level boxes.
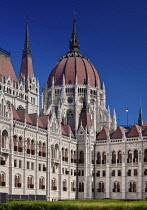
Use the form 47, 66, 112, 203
1, 0, 147, 126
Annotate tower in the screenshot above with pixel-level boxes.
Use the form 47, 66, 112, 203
19, 23, 39, 114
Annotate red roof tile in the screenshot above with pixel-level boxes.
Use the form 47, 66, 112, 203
20, 55, 34, 79
47, 51, 101, 88
111, 126, 126, 138
0, 52, 18, 82
127, 124, 141, 137
97, 127, 109, 140
62, 125, 74, 137
79, 112, 92, 132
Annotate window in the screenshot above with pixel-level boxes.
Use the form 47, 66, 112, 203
144, 169, 147, 175
102, 152, 106, 164
79, 182, 84, 192
129, 182, 136, 192
96, 152, 101, 164
39, 177, 45, 189
113, 182, 120, 192
0, 158, 5, 165
127, 169, 131, 176
2, 130, 8, 148
118, 170, 121, 176
133, 150, 138, 163
63, 180, 67, 191
31, 162, 34, 170
43, 164, 46, 171
112, 151, 116, 164
111, 170, 115, 176
102, 171, 106, 177
71, 169, 73, 176
27, 162, 29, 169
134, 169, 138, 176
117, 151, 122, 163
65, 149, 68, 162
127, 150, 132, 163
18, 137, 23, 152
27, 176, 34, 189
14, 159, 17, 167
15, 174, 21, 188
71, 181, 76, 191
19, 160, 22, 168
79, 151, 84, 164
67, 109, 74, 129
96, 171, 100, 177
98, 182, 104, 192
144, 149, 147, 162
38, 164, 41, 171
31, 140, 35, 155
52, 179, 57, 190
0, 172, 5, 186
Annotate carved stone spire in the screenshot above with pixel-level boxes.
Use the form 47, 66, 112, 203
69, 13, 80, 51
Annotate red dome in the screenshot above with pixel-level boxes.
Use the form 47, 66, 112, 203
47, 51, 102, 88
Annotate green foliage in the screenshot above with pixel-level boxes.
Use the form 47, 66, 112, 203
0, 199, 147, 210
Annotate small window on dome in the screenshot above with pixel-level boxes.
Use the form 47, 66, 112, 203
67, 97, 73, 104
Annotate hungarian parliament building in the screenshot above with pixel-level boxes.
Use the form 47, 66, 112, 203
0, 17, 147, 200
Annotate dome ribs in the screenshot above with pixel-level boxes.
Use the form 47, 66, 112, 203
55, 58, 67, 86
81, 57, 88, 85
76, 57, 87, 85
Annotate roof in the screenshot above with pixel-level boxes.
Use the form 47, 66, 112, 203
111, 126, 126, 138
97, 127, 109, 140
127, 124, 141, 137
79, 112, 92, 132
61, 125, 74, 137
0, 50, 18, 82
47, 52, 101, 88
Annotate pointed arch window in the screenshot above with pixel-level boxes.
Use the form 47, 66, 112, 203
133, 150, 138, 163
117, 151, 122, 163
98, 182, 105, 192
14, 174, 21, 188
0, 172, 6, 186
67, 109, 74, 128
79, 151, 84, 164
2, 130, 8, 148
144, 149, 147, 162
102, 152, 106, 164
39, 177, 45, 189
113, 182, 120, 192
96, 152, 101, 164
112, 151, 116, 164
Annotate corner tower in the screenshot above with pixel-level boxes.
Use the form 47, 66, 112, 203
19, 23, 39, 114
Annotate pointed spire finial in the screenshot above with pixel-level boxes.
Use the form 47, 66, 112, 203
138, 100, 143, 126
23, 20, 31, 56
69, 13, 80, 51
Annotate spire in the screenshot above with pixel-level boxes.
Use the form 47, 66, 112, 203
69, 13, 80, 51
23, 22, 31, 56
138, 101, 143, 126
20, 21, 34, 80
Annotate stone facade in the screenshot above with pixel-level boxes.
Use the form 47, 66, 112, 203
0, 19, 146, 201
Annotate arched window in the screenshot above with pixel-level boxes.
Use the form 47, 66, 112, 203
74, 151, 76, 163
129, 182, 136, 192
71, 181, 76, 191
67, 109, 74, 128
96, 152, 101, 164
31, 140, 35, 155
65, 149, 68, 162
0, 172, 6, 186
13, 135, 17, 151
79, 182, 84, 192
27, 176, 34, 189
39, 177, 45, 189
27, 139, 31, 154
98, 182, 105, 192
112, 151, 116, 164
144, 149, 147, 162
113, 182, 120, 192
133, 150, 138, 163
18, 137, 23, 152
14, 174, 21, 188
117, 151, 122, 163
102, 152, 106, 164
2, 130, 8, 148
63, 180, 67, 191
127, 150, 132, 163
79, 151, 84, 164
38, 142, 42, 156
42, 143, 46, 157
52, 178, 57, 190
